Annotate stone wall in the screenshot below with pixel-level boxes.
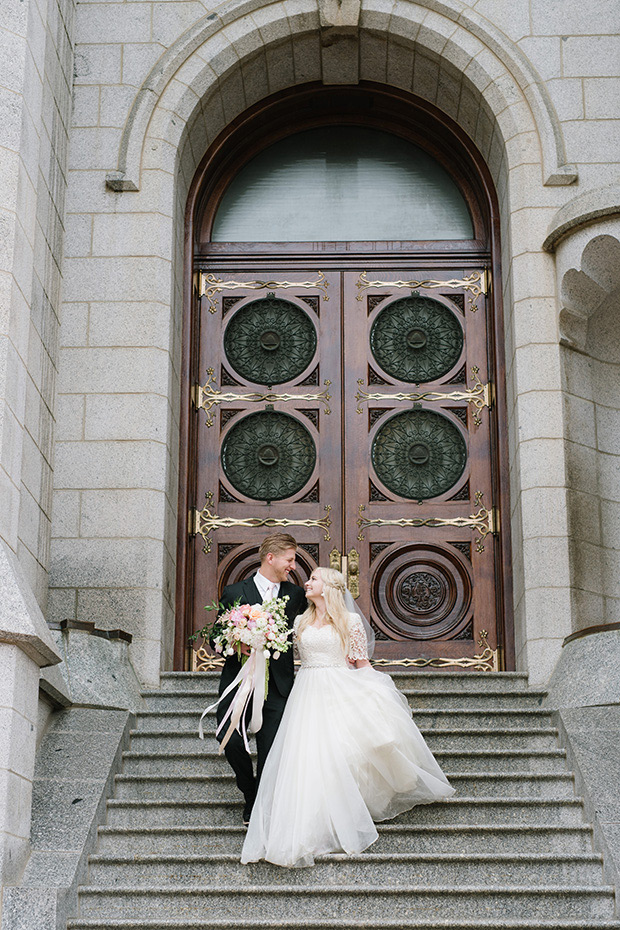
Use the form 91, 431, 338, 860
38, 0, 620, 686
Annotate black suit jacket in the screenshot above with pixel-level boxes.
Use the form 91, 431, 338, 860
217, 577, 307, 699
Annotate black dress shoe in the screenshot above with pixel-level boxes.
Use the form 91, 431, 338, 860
242, 800, 254, 825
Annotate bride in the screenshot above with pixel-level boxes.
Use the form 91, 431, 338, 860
241, 566, 455, 868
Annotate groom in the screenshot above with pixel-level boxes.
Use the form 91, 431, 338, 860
215, 532, 307, 824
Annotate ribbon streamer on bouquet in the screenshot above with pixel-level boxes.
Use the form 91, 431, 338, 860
198, 648, 267, 753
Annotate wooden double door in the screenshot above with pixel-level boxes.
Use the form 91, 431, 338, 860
187, 262, 509, 667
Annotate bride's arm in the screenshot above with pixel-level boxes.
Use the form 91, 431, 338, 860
347, 616, 372, 668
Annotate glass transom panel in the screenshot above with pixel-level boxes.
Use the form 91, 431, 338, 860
212, 127, 474, 242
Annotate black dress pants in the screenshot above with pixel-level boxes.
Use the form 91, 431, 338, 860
216, 684, 288, 804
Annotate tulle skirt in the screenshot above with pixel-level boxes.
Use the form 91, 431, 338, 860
240, 665, 455, 868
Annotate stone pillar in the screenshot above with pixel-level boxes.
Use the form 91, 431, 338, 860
0, 543, 60, 905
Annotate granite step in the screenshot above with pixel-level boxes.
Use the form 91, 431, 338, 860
104, 797, 586, 829
67, 921, 620, 930
134, 706, 554, 731
74, 884, 618, 921
118, 738, 566, 778
85, 852, 604, 887
143, 688, 547, 712
95, 823, 597, 857
123, 726, 562, 761
113, 770, 576, 801
158, 671, 533, 693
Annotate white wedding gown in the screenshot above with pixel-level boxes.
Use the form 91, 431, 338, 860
241, 614, 455, 868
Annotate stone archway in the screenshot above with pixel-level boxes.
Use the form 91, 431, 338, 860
53, 0, 579, 685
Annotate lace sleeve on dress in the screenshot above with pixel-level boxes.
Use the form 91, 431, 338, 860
347, 615, 369, 661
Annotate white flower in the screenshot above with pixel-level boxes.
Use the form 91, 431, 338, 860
263, 649, 270, 658
226, 647, 235, 656
273, 651, 280, 660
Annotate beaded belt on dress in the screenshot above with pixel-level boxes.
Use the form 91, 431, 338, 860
300, 662, 348, 668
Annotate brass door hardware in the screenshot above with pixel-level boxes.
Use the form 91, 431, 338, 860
192, 492, 332, 552
357, 492, 498, 552
200, 271, 330, 313
355, 366, 493, 426
193, 369, 331, 426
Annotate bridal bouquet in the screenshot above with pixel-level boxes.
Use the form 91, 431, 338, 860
197, 596, 292, 751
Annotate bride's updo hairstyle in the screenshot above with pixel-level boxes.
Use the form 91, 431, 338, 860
297, 567, 351, 653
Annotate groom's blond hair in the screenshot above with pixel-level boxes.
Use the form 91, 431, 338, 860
258, 533, 298, 561
296, 567, 350, 654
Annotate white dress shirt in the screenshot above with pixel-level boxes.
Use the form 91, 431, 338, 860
254, 570, 280, 603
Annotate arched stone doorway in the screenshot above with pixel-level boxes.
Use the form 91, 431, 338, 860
176, 83, 513, 671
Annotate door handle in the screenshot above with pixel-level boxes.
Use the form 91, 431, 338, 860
346, 548, 360, 598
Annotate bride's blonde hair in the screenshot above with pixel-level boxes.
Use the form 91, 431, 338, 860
297, 567, 351, 653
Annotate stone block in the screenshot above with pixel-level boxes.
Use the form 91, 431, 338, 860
291, 33, 321, 86
547, 633, 620, 709
413, 53, 439, 103
53, 438, 168, 493
76, 3, 152, 44
54, 394, 85, 442
84, 393, 169, 442
563, 392, 596, 449
152, 2, 204, 47
71, 85, 101, 129
386, 40, 414, 91
72, 44, 122, 86
567, 487, 603, 546
91, 211, 173, 260
584, 78, 620, 119
50, 627, 144, 711
511, 297, 559, 348
46, 587, 77, 624
509, 251, 556, 300
265, 40, 295, 94
87, 300, 170, 348
63, 256, 172, 305
320, 35, 359, 85
595, 403, 620, 456
598, 451, 620, 503
563, 35, 620, 78
521, 486, 568, 540
120, 42, 164, 88
517, 36, 561, 80
39, 664, 71, 709
523, 535, 571, 590
359, 32, 388, 84
531, 0, 620, 35
0, 645, 40, 722
524, 636, 564, 688
58, 346, 170, 394
0, 707, 36, 778
474, 0, 530, 41
79, 488, 165, 538
50, 536, 167, 589
514, 344, 561, 394
515, 389, 565, 443
0, 541, 60, 668
0, 768, 32, 839
522, 585, 573, 640
51, 490, 81, 539
59, 301, 89, 347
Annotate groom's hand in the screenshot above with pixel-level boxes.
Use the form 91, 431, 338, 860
239, 643, 251, 656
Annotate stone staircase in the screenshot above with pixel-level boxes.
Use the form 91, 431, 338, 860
67, 670, 620, 930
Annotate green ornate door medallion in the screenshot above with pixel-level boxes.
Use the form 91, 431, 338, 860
371, 409, 467, 500
223, 296, 317, 385
370, 294, 464, 383
221, 410, 316, 501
